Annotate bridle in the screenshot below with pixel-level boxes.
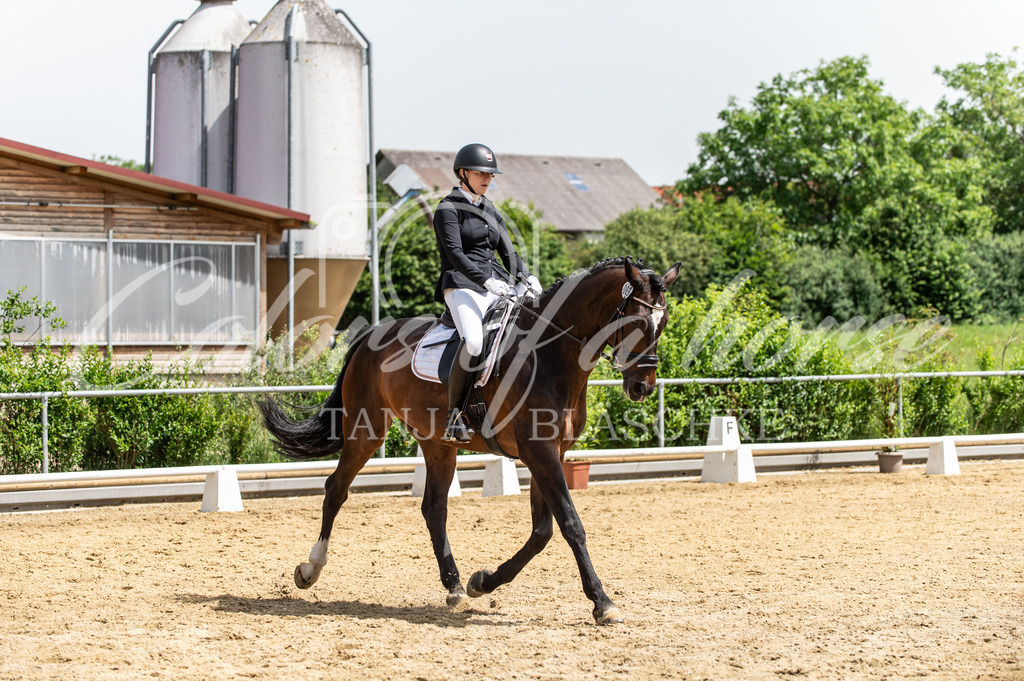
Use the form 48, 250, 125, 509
504, 274, 667, 376
606, 279, 667, 376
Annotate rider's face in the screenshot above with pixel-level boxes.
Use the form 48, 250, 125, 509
464, 170, 494, 196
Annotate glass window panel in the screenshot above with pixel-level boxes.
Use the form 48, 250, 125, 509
44, 241, 107, 344
233, 245, 257, 341
111, 242, 171, 343
0, 239, 43, 343
173, 243, 233, 343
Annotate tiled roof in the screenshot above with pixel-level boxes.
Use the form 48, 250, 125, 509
378, 149, 658, 234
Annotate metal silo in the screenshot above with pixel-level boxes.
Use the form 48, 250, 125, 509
234, 0, 370, 341
148, 0, 252, 192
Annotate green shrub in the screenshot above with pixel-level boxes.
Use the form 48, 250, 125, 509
966, 231, 1024, 323
0, 342, 92, 474
78, 347, 218, 470
213, 327, 360, 464
964, 345, 1024, 433
784, 246, 887, 326
0, 288, 91, 474
578, 280, 862, 449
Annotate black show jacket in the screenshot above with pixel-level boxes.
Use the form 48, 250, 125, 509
432, 188, 531, 303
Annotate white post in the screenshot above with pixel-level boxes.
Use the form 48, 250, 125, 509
481, 457, 521, 497
701, 416, 757, 483
925, 437, 960, 476
200, 467, 244, 512
411, 447, 461, 498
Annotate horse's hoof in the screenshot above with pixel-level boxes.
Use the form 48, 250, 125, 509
294, 563, 319, 590
594, 606, 624, 625
446, 587, 469, 609
466, 569, 494, 598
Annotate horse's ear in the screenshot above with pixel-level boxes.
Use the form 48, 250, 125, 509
624, 257, 644, 288
662, 262, 681, 287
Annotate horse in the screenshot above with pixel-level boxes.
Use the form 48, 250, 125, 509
260, 256, 681, 624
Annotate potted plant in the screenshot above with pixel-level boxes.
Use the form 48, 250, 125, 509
562, 459, 592, 489
877, 446, 903, 473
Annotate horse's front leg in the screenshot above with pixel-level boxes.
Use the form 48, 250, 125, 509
417, 439, 467, 608
466, 479, 553, 598
526, 448, 623, 625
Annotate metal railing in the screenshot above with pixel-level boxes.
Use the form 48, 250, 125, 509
4, 370, 1024, 473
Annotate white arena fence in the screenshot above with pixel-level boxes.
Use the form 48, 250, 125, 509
2, 372, 1024, 512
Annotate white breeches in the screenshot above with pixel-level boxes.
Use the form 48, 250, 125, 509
444, 283, 526, 356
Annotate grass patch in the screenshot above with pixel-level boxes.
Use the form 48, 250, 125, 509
946, 322, 1023, 370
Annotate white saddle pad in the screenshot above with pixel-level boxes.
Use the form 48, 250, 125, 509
411, 324, 458, 384
411, 304, 515, 386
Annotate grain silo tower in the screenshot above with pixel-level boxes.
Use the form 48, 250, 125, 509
148, 0, 252, 192
234, 0, 370, 341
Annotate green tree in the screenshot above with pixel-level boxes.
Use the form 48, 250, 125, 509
498, 199, 574, 287
681, 56, 925, 245
340, 195, 572, 328
936, 50, 1024, 233
784, 245, 886, 324
681, 55, 989, 321
94, 155, 144, 172
593, 196, 793, 303
966, 231, 1024, 322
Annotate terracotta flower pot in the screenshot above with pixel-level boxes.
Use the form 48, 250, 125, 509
877, 452, 903, 474
562, 460, 591, 490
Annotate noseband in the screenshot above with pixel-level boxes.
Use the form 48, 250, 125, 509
608, 280, 667, 376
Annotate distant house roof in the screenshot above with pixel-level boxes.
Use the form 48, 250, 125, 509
0, 137, 311, 233
377, 149, 659, 235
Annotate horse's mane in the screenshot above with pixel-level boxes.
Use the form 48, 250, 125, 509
538, 256, 666, 301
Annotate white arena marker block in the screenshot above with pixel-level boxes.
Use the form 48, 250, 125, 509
701, 416, 757, 484
201, 467, 243, 512
926, 437, 960, 476
411, 461, 462, 498
482, 457, 521, 497
707, 415, 742, 448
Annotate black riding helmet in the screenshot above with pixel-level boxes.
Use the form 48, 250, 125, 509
453, 143, 502, 190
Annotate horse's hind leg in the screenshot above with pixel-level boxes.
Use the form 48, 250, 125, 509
294, 402, 389, 590
416, 438, 466, 608
467, 479, 553, 598
293, 448, 376, 589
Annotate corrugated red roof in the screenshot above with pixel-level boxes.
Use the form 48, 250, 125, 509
0, 136, 310, 227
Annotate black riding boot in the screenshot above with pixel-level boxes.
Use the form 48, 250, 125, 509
443, 344, 477, 443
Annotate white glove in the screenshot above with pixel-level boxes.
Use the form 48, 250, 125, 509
526, 275, 542, 296
484, 278, 515, 297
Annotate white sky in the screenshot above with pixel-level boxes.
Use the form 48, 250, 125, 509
2, 0, 1024, 186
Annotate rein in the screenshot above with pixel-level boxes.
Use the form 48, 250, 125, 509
502, 280, 667, 376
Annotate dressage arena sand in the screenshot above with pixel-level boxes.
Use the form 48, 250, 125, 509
1, 461, 1022, 681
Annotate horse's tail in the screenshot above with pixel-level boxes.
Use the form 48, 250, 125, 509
258, 329, 369, 461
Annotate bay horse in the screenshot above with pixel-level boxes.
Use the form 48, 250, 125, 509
260, 256, 681, 624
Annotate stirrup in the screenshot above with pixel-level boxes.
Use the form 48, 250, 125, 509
442, 409, 474, 443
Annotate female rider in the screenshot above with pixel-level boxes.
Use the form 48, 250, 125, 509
432, 143, 542, 443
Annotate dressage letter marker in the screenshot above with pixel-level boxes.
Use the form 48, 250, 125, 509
701, 416, 757, 484
925, 437, 961, 476
200, 467, 244, 512
481, 457, 521, 497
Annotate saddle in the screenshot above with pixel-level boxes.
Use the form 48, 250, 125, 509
412, 299, 517, 388
411, 298, 522, 458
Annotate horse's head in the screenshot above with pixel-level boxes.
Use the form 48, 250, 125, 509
611, 258, 681, 401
